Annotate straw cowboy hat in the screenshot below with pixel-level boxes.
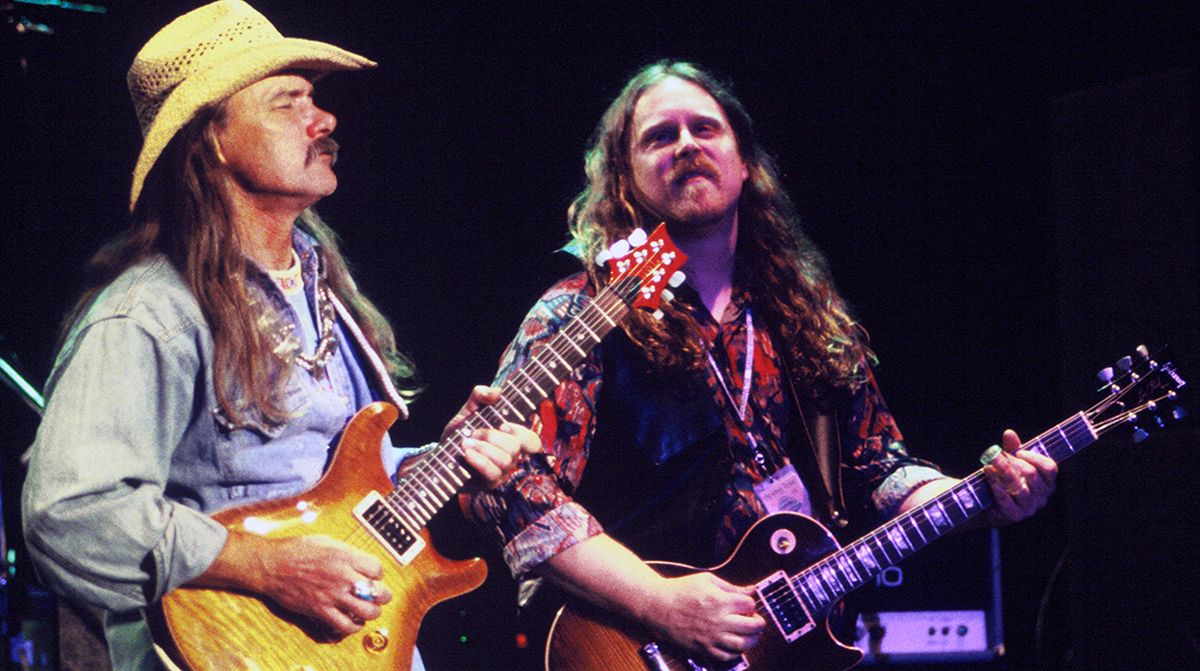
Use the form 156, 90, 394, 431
126, 0, 376, 211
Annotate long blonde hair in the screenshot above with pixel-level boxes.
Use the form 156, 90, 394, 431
568, 61, 872, 398
65, 104, 419, 428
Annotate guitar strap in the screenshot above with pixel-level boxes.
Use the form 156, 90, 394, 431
779, 346, 850, 531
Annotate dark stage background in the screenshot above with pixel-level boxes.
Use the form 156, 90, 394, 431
1, 2, 1197, 670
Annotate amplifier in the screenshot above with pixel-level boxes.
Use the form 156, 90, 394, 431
844, 528, 1003, 664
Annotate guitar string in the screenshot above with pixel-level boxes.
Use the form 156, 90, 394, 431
335, 275, 649, 555
765, 419, 1095, 615
330, 288, 631, 549
333, 241, 675, 551
374, 250, 664, 520
367, 282, 635, 534
593, 365, 1169, 660
756, 365, 1172, 636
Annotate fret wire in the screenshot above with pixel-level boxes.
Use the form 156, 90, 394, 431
558, 328, 588, 356
795, 578, 818, 610
504, 379, 537, 414
592, 300, 620, 326
381, 491, 423, 530
514, 367, 548, 398
477, 403, 509, 429
426, 472, 453, 500
908, 513, 928, 544
393, 504, 423, 532
529, 356, 560, 387
583, 311, 618, 340
496, 394, 524, 421
574, 314, 601, 341
526, 361, 556, 392
872, 534, 893, 564
818, 563, 844, 597
1056, 425, 1075, 453
886, 523, 911, 554
374, 243, 675, 540
803, 572, 829, 606
407, 494, 433, 520
836, 554, 862, 585
543, 341, 572, 369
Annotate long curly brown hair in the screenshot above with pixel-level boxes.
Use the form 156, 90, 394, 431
63, 103, 420, 428
568, 61, 872, 398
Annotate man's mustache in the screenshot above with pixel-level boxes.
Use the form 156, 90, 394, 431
307, 136, 339, 166
668, 155, 717, 184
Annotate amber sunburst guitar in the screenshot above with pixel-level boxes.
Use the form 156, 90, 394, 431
151, 225, 687, 671
545, 347, 1186, 671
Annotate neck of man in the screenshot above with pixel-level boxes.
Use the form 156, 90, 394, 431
226, 189, 313, 271
669, 208, 739, 322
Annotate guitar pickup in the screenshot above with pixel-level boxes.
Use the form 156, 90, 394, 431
755, 570, 815, 642
353, 491, 425, 565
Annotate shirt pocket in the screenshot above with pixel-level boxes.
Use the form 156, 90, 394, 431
210, 405, 327, 502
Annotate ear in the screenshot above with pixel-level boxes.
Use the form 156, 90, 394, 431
207, 123, 229, 167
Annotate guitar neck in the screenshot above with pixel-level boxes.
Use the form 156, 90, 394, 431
382, 280, 639, 532
790, 412, 1097, 613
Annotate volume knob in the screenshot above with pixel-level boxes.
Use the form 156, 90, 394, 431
363, 629, 390, 653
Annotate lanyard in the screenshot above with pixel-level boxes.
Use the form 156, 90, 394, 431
705, 307, 769, 469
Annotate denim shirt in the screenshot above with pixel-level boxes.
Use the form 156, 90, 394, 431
22, 235, 414, 668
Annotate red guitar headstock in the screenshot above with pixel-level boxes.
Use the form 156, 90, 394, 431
597, 223, 688, 312
1088, 345, 1187, 442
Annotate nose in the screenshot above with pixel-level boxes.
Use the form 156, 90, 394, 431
307, 106, 337, 139
675, 127, 700, 157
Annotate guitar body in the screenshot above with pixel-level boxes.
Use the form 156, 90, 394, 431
545, 348, 1187, 671
150, 226, 693, 670
153, 402, 487, 671
546, 512, 863, 671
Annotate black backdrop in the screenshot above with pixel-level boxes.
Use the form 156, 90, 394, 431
1, 2, 1197, 670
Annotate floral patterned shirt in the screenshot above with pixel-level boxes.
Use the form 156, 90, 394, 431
462, 272, 944, 578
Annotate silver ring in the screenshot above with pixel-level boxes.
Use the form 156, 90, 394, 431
352, 579, 379, 602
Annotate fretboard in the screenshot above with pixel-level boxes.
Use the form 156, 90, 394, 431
784, 412, 1097, 615
381, 277, 642, 533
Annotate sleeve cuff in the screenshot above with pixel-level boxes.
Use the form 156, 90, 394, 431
501, 502, 603, 577
870, 465, 947, 519
154, 504, 229, 601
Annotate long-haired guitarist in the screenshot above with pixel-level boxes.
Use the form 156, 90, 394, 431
461, 60, 1057, 665
20, 3, 540, 669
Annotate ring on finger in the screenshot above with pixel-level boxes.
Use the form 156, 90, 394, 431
352, 579, 380, 603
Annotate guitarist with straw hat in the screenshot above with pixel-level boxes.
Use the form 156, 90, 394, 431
21, 2, 540, 669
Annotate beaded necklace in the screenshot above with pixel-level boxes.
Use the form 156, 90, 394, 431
263, 250, 338, 376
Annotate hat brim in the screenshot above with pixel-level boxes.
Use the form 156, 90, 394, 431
129, 37, 375, 211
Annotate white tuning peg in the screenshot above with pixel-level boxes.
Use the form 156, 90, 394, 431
628, 228, 647, 247
652, 309, 664, 320
661, 289, 675, 303
1097, 367, 1114, 383
1135, 344, 1159, 369
668, 271, 686, 287
1117, 356, 1133, 372
595, 249, 612, 265
610, 239, 631, 259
